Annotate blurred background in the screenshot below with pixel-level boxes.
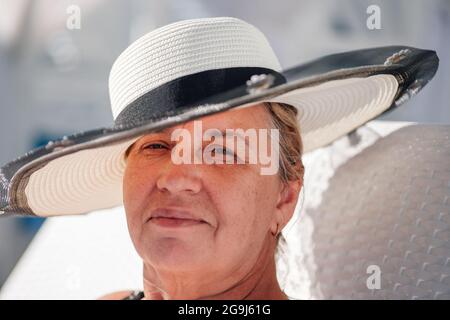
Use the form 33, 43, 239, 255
0, 0, 449, 295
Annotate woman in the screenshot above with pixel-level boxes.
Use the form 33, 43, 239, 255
0, 17, 437, 300
108, 101, 303, 300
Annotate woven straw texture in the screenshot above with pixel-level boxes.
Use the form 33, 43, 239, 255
109, 17, 282, 118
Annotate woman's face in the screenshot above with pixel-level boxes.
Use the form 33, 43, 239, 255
123, 104, 300, 279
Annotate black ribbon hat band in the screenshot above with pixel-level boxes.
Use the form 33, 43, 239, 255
114, 67, 287, 128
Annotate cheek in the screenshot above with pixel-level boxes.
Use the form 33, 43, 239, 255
122, 162, 156, 245
213, 175, 277, 246
123, 157, 160, 206
123, 164, 146, 212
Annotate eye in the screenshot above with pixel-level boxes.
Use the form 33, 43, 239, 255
144, 143, 168, 150
212, 146, 234, 156
208, 145, 239, 163
140, 141, 170, 154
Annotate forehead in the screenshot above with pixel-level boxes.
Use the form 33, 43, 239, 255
125, 104, 272, 157
146, 103, 270, 137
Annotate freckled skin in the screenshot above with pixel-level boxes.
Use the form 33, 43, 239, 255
122, 104, 302, 300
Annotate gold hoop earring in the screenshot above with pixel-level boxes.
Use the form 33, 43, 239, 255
275, 223, 281, 237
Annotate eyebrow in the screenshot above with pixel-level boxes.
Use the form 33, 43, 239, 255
218, 129, 251, 147
155, 126, 252, 143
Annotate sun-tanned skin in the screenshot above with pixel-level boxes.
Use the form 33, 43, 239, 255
100, 104, 302, 300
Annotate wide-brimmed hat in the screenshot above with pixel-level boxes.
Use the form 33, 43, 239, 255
0, 17, 438, 217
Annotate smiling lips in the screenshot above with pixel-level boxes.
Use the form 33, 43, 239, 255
149, 208, 207, 228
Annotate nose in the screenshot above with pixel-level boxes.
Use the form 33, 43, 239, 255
156, 162, 202, 195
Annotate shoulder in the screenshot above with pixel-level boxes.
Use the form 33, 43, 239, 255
97, 290, 139, 300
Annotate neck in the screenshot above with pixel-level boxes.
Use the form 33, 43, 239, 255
142, 233, 287, 300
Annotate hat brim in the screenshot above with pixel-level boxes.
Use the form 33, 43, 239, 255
0, 46, 438, 217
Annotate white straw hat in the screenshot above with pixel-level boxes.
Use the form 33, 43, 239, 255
0, 17, 439, 217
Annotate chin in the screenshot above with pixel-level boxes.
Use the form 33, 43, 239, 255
141, 237, 210, 271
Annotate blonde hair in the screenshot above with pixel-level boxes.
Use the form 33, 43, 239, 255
262, 102, 305, 264
263, 102, 304, 184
